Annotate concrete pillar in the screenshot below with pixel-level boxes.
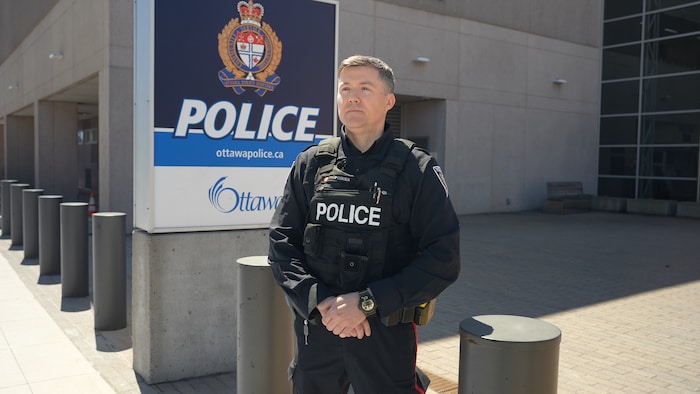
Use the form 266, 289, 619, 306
459, 315, 561, 394
237, 256, 294, 394
10, 183, 30, 246
5, 115, 34, 185
60, 202, 89, 297
92, 212, 127, 330
22, 188, 44, 258
35, 101, 79, 200
99, 65, 133, 233
1, 179, 18, 235
39, 195, 63, 275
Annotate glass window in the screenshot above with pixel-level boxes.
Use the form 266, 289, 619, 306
639, 178, 698, 200
597, 177, 636, 198
603, 44, 642, 80
600, 116, 639, 144
639, 146, 699, 177
642, 73, 700, 112
599, 147, 638, 175
645, 4, 700, 39
641, 112, 700, 144
601, 80, 640, 114
644, 34, 700, 76
605, 1, 643, 20
648, 0, 700, 12
604, 16, 644, 46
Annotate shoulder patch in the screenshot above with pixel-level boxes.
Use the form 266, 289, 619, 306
433, 166, 449, 197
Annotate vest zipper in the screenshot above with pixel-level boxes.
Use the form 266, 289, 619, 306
303, 319, 309, 345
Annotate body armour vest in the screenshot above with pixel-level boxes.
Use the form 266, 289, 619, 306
303, 137, 418, 294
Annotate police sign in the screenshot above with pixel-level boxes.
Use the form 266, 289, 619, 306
134, 0, 338, 232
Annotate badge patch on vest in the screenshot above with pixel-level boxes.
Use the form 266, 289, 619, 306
433, 166, 449, 197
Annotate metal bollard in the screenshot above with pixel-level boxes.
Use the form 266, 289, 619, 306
458, 315, 561, 394
92, 212, 127, 330
60, 202, 89, 297
22, 189, 44, 259
10, 183, 30, 246
237, 256, 294, 394
39, 196, 63, 275
1, 179, 18, 235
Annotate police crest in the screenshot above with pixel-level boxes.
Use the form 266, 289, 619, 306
218, 1, 282, 96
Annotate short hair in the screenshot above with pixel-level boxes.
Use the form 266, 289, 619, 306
338, 55, 395, 93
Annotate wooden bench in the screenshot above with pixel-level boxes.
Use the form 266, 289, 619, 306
543, 181, 592, 213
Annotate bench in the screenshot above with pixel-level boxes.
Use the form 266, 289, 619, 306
542, 181, 592, 213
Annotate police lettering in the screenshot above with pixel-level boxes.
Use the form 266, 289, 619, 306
315, 202, 381, 227
174, 98, 319, 142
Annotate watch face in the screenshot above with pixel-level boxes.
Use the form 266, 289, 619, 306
361, 298, 375, 312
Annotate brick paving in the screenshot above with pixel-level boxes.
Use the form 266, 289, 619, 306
1, 211, 699, 393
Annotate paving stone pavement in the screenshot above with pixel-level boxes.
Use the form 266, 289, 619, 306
1, 211, 699, 393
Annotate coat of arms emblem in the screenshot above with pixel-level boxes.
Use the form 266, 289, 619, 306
218, 1, 282, 96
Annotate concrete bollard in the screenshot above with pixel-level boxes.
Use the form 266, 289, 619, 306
92, 212, 127, 330
60, 202, 89, 297
236, 256, 294, 394
39, 196, 63, 275
22, 189, 44, 259
458, 315, 561, 394
10, 183, 30, 246
1, 179, 18, 235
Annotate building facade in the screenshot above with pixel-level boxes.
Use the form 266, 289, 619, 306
1, 0, 606, 231
600, 1, 700, 202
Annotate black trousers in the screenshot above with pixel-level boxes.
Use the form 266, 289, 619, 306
290, 314, 425, 394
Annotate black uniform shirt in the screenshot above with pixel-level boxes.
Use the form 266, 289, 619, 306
269, 124, 461, 320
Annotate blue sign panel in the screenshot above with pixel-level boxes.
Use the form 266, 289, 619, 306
135, 0, 337, 231
153, 0, 336, 168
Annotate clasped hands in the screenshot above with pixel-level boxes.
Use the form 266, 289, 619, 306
317, 292, 372, 339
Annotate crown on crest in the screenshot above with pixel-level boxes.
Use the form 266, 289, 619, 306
238, 1, 264, 26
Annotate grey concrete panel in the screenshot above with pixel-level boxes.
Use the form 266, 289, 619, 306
132, 228, 268, 384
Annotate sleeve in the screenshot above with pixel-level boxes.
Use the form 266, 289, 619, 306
268, 149, 335, 320
369, 155, 461, 317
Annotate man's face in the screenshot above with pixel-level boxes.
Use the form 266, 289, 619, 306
337, 65, 395, 135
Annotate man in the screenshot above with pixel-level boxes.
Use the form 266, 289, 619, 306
268, 55, 460, 393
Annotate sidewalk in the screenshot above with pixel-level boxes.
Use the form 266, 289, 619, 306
1, 211, 699, 393
0, 245, 113, 393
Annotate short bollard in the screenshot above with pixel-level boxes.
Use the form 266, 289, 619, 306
237, 256, 294, 394
22, 189, 44, 259
60, 202, 89, 297
1, 179, 18, 235
10, 183, 30, 246
39, 196, 63, 275
92, 212, 127, 330
458, 315, 561, 394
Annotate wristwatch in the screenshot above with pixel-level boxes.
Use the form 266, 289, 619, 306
358, 289, 376, 317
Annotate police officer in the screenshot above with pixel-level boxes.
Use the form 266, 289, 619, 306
268, 55, 460, 393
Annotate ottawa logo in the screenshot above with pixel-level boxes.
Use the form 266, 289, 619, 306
217, 0, 282, 97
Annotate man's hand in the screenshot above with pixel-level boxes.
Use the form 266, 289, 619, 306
317, 293, 372, 339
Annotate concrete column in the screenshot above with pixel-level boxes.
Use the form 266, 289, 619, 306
98, 65, 133, 233
60, 202, 89, 297
1, 179, 18, 235
92, 212, 127, 330
237, 256, 293, 394
39, 195, 63, 275
5, 115, 34, 185
35, 101, 79, 200
10, 183, 30, 246
22, 188, 44, 258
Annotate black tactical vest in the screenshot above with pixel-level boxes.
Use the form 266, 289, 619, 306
303, 137, 418, 294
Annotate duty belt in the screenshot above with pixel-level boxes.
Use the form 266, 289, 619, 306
381, 299, 436, 326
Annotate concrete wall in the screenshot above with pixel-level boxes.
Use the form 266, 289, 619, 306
132, 228, 269, 383
339, 0, 601, 214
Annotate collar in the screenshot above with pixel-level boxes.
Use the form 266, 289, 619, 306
340, 123, 394, 160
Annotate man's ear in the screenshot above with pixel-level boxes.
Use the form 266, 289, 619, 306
386, 93, 396, 111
